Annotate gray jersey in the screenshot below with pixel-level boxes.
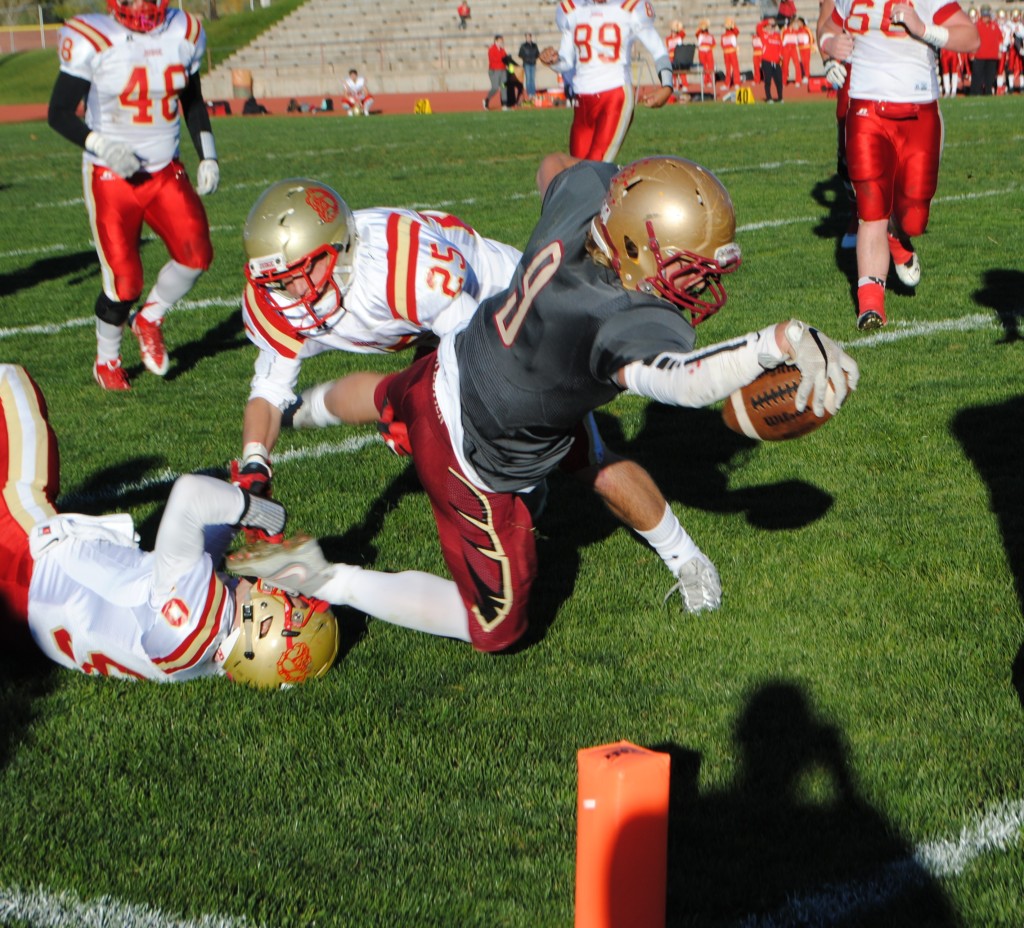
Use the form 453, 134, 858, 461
455, 160, 696, 492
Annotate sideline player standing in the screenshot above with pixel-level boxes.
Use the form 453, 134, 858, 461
230, 155, 858, 652
540, 0, 675, 161
48, 0, 219, 390
818, 0, 978, 330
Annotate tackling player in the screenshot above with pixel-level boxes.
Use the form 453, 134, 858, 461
818, 0, 978, 330
539, 0, 675, 162
235, 179, 721, 612
229, 155, 859, 654
47, 0, 219, 391
0, 364, 336, 688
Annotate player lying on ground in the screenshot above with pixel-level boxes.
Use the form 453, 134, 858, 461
0, 364, 336, 688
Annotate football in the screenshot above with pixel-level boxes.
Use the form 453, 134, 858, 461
721, 364, 836, 441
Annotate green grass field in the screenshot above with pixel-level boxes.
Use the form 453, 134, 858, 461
1, 100, 1022, 927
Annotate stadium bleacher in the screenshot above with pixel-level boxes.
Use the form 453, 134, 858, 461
203, 0, 793, 100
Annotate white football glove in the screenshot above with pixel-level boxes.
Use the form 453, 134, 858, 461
85, 131, 141, 179
786, 320, 860, 417
823, 58, 848, 89
196, 159, 220, 196
665, 553, 722, 615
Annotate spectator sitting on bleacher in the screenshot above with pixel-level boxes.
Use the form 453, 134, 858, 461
243, 95, 269, 115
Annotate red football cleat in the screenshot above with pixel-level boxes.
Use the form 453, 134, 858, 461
131, 312, 169, 376
94, 357, 131, 391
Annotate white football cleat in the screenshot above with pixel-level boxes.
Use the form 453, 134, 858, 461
664, 554, 722, 615
893, 251, 921, 288
228, 534, 334, 597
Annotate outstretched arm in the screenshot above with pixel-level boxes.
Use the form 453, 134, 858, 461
619, 321, 859, 416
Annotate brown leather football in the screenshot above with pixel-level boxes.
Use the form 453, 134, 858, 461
721, 364, 834, 441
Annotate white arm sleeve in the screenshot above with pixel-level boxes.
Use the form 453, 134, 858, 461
152, 475, 245, 597
621, 325, 787, 407
247, 349, 303, 410
552, 10, 577, 73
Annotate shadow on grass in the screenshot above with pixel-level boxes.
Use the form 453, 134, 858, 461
0, 249, 99, 298
951, 395, 1024, 711
613, 403, 834, 529
651, 682, 961, 926
0, 640, 56, 774
164, 310, 251, 382
972, 268, 1024, 343
57, 455, 168, 514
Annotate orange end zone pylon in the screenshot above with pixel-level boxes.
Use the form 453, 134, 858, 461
574, 741, 671, 928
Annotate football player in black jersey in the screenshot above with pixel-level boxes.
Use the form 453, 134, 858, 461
230, 155, 858, 654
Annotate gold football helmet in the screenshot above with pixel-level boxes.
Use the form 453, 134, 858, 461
590, 156, 742, 325
243, 178, 357, 331
223, 580, 339, 689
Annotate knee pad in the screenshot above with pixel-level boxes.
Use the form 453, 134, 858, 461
94, 292, 135, 326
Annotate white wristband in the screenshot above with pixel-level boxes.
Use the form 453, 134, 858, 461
818, 32, 836, 54
921, 23, 949, 47
659, 67, 674, 88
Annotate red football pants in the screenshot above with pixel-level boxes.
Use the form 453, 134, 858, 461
570, 85, 634, 162
84, 159, 213, 302
845, 99, 942, 236
375, 353, 538, 653
0, 365, 59, 635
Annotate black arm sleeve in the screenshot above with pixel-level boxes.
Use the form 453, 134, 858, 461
179, 71, 215, 159
47, 71, 92, 149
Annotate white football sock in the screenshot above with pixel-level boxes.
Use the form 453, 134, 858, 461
139, 260, 203, 323
317, 564, 471, 642
636, 503, 702, 575
95, 319, 124, 363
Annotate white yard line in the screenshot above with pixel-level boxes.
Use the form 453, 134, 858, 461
0, 885, 263, 928
738, 798, 1024, 927
1, 796, 1020, 927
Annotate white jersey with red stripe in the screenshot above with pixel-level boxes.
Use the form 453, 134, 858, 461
555, 0, 671, 95
56, 9, 206, 173
832, 0, 957, 101
344, 75, 370, 101
243, 207, 522, 409
28, 532, 233, 682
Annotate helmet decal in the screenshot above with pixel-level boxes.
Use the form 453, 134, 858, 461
306, 188, 340, 224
